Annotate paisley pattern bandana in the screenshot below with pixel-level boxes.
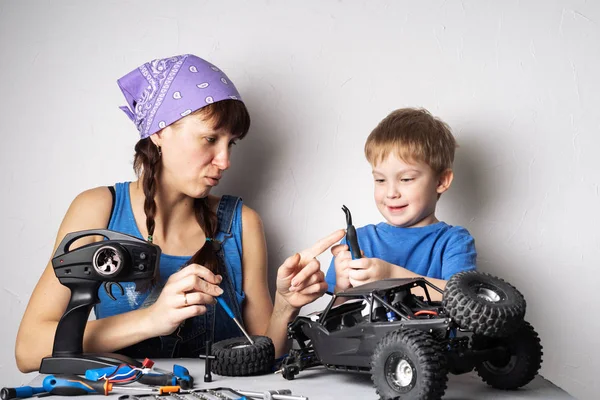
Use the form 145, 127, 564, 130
117, 54, 243, 138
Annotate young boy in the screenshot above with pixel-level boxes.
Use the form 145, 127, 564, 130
325, 108, 476, 300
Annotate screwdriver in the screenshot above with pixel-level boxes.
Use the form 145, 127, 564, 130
0, 385, 46, 400
42, 375, 112, 396
42, 375, 180, 396
216, 297, 254, 345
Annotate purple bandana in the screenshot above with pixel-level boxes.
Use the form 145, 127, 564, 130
117, 54, 243, 138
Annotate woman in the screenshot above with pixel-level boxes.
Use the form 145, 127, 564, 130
15, 54, 343, 371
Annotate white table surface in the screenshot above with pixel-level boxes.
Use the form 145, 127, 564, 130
27, 359, 574, 400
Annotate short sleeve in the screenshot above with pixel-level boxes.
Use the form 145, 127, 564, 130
441, 228, 477, 280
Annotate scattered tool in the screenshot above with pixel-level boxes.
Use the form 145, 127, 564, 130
84, 360, 194, 390
188, 388, 248, 400
186, 388, 307, 400
204, 307, 217, 383
2, 381, 307, 400
204, 337, 214, 383
216, 297, 254, 345
236, 389, 308, 400
42, 375, 180, 396
145, 364, 193, 389
342, 205, 362, 259
0, 385, 46, 400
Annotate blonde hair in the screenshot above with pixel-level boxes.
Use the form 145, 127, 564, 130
364, 108, 457, 174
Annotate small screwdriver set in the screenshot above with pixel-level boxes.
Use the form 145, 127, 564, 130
1, 360, 307, 400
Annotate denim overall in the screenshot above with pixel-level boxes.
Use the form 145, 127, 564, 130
96, 185, 246, 359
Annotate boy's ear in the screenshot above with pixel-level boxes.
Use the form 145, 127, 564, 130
436, 169, 454, 194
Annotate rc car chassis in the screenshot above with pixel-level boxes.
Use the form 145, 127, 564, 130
279, 271, 542, 400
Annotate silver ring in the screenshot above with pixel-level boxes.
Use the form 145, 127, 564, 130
184, 293, 188, 306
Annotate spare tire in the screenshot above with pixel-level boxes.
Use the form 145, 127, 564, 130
442, 271, 526, 337
211, 335, 275, 376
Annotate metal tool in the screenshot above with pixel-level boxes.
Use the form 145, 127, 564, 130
236, 389, 308, 400
204, 337, 213, 383
118, 387, 306, 400
204, 306, 217, 383
342, 205, 362, 259
216, 297, 254, 345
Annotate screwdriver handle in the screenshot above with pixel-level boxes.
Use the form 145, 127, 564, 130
216, 297, 235, 319
43, 375, 112, 396
1, 386, 46, 400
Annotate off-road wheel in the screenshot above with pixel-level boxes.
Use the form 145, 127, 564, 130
472, 321, 543, 390
443, 271, 526, 337
371, 329, 448, 400
211, 335, 275, 376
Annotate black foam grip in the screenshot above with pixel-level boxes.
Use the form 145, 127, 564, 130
1, 388, 15, 400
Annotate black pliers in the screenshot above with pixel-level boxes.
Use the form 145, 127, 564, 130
342, 205, 362, 260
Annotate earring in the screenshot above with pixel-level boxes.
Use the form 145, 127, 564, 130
156, 145, 162, 157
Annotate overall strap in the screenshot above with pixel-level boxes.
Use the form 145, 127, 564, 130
213, 195, 244, 322
216, 195, 241, 237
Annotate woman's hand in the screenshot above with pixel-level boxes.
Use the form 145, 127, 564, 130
145, 263, 224, 337
276, 229, 345, 309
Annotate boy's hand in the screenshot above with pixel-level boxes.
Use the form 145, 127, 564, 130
331, 244, 352, 292
347, 257, 393, 287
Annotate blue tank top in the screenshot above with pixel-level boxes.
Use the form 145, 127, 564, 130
94, 182, 247, 357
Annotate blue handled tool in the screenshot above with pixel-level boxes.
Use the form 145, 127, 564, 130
1, 386, 46, 400
172, 365, 193, 388
43, 375, 181, 396
216, 297, 254, 345
42, 375, 111, 396
85, 363, 193, 390
342, 205, 362, 259
139, 365, 194, 389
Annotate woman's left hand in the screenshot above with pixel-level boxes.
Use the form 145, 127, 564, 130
276, 229, 345, 309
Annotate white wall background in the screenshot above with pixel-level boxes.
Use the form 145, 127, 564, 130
1, 0, 598, 398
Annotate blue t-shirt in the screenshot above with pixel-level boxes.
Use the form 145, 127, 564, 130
325, 221, 477, 292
